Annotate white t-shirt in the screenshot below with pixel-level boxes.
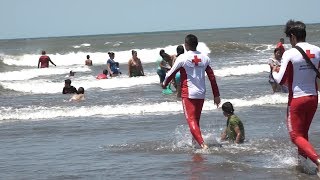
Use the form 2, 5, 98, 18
272, 42, 320, 98
163, 50, 220, 99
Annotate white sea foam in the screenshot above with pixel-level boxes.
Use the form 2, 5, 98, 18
0, 63, 270, 93
223, 93, 288, 107
0, 66, 91, 81
2, 42, 210, 67
72, 43, 91, 48
0, 75, 160, 94
215, 64, 269, 77
0, 94, 289, 121
254, 43, 290, 53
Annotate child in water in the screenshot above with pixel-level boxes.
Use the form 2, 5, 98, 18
96, 69, 108, 79
220, 102, 245, 144
69, 87, 85, 102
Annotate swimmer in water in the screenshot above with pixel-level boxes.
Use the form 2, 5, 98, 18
69, 87, 85, 102
62, 79, 77, 94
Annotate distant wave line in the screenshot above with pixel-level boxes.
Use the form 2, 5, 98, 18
0, 94, 289, 121
1, 43, 210, 66
0, 64, 270, 93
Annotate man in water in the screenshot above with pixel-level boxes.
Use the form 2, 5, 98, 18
38, 50, 56, 68
162, 34, 221, 149
69, 70, 75, 77
85, 55, 93, 66
272, 20, 320, 176
62, 79, 77, 94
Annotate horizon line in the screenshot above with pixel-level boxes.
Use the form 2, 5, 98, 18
2, 22, 320, 41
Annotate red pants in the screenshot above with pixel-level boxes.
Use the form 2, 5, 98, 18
182, 98, 205, 146
287, 95, 319, 164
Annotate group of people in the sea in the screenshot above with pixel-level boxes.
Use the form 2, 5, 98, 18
37, 47, 147, 101
37, 35, 244, 146
157, 40, 244, 146
156, 46, 184, 97
37, 19, 320, 177
83, 49, 145, 79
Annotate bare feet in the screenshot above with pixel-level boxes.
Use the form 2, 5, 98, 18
201, 143, 209, 150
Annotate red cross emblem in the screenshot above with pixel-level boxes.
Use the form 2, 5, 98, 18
192, 55, 201, 66
306, 50, 315, 59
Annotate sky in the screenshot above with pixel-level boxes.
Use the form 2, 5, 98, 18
0, 0, 320, 39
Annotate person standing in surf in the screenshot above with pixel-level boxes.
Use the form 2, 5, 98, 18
268, 48, 283, 93
85, 55, 93, 66
157, 49, 172, 85
106, 52, 120, 77
272, 20, 320, 176
38, 50, 56, 68
162, 34, 221, 149
276, 38, 285, 56
128, 50, 144, 77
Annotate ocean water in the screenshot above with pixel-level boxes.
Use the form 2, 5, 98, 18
1, 24, 320, 179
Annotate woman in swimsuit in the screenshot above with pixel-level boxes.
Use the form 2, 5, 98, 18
128, 50, 144, 77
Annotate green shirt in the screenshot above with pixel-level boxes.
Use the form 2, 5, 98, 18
226, 114, 245, 143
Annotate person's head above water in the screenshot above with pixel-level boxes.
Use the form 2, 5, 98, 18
131, 50, 138, 59
185, 34, 198, 51
280, 38, 284, 44
69, 71, 75, 76
176, 45, 185, 57
222, 102, 234, 115
77, 87, 84, 94
159, 49, 165, 56
160, 50, 170, 60
65, 79, 71, 85
108, 52, 115, 59
41, 50, 46, 55
86, 55, 90, 59
274, 48, 282, 60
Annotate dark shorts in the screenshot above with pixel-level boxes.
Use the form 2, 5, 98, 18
157, 69, 166, 83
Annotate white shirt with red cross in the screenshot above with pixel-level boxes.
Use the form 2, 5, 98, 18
272, 42, 320, 98
163, 50, 219, 99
